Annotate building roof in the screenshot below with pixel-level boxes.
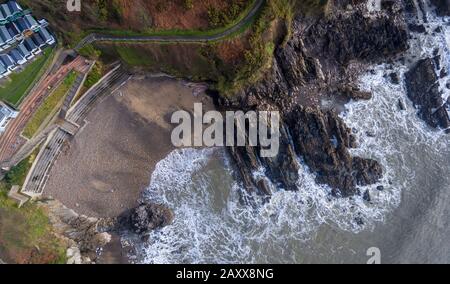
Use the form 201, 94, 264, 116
24, 37, 37, 51
38, 27, 53, 42
0, 54, 14, 67
7, 1, 22, 14
1, 4, 12, 18
9, 48, 24, 63
6, 22, 19, 37
31, 33, 45, 46
0, 60, 6, 74
17, 42, 30, 57
0, 25, 12, 43
15, 17, 28, 32
24, 14, 37, 28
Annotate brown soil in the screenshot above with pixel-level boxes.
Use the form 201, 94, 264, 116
21, 0, 251, 44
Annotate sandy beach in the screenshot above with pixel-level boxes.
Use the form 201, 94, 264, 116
44, 75, 213, 218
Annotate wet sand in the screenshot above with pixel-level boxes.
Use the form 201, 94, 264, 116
44, 75, 214, 218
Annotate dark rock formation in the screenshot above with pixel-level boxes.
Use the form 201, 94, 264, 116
305, 7, 408, 65
431, 0, 450, 16
220, 2, 409, 198
118, 203, 174, 235
288, 106, 382, 197
405, 58, 450, 129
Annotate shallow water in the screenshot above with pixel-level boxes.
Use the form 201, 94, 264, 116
130, 3, 450, 264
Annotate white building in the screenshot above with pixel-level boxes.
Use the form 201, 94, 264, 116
0, 101, 18, 133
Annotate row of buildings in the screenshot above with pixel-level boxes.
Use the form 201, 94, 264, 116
0, 1, 55, 79
0, 0, 29, 24
0, 1, 56, 133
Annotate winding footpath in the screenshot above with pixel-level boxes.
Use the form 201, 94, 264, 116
75, 0, 265, 50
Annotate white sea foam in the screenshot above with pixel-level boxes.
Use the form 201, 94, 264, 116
132, 3, 450, 264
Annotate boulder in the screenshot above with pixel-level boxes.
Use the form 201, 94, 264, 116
122, 203, 174, 235
405, 58, 450, 129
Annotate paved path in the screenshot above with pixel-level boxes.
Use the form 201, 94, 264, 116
74, 0, 265, 50
22, 65, 130, 197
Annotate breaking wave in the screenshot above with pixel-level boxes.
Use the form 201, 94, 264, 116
130, 2, 450, 264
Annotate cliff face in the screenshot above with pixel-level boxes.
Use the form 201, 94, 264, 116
219, 1, 409, 198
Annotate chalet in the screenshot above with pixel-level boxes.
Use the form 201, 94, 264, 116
7, 0, 22, 17
0, 25, 13, 48
0, 1, 55, 80
0, 101, 18, 133
6, 22, 22, 41
9, 48, 26, 65
0, 4, 12, 22
17, 41, 32, 59
14, 17, 28, 33
37, 27, 55, 45
23, 37, 40, 54
0, 59, 10, 78
31, 32, 45, 48
0, 53, 16, 71
24, 15, 39, 31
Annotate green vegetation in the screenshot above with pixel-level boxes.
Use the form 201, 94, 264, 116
22, 71, 78, 139
94, 0, 297, 97
298, 0, 330, 15
0, 48, 54, 107
77, 44, 102, 59
214, 0, 297, 95
78, 0, 257, 40
0, 149, 67, 264
0, 183, 67, 264
183, 0, 194, 10
83, 62, 104, 89
115, 45, 155, 67
4, 151, 37, 188
208, 0, 251, 28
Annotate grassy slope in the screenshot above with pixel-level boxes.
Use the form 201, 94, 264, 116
0, 48, 54, 107
22, 71, 78, 139
90, 0, 297, 97
0, 152, 67, 264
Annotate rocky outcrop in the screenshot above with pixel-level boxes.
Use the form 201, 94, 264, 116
405, 58, 450, 130
431, 0, 450, 16
288, 106, 382, 196
38, 199, 112, 264
220, 2, 409, 198
305, 6, 408, 65
118, 203, 174, 235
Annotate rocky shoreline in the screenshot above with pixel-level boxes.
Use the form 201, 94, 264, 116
218, 1, 410, 199
38, 0, 450, 263
218, 0, 450, 202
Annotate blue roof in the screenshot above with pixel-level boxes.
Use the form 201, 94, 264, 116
0, 54, 14, 67
0, 61, 6, 74
24, 37, 37, 51
9, 48, 24, 63
24, 14, 37, 28
17, 42, 30, 57
31, 33, 45, 46
7, 1, 22, 14
15, 17, 27, 32
0, 25, 12, 43
6, 22, 19, 36
1, 4, 12, 18
38, 27, 51, 40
